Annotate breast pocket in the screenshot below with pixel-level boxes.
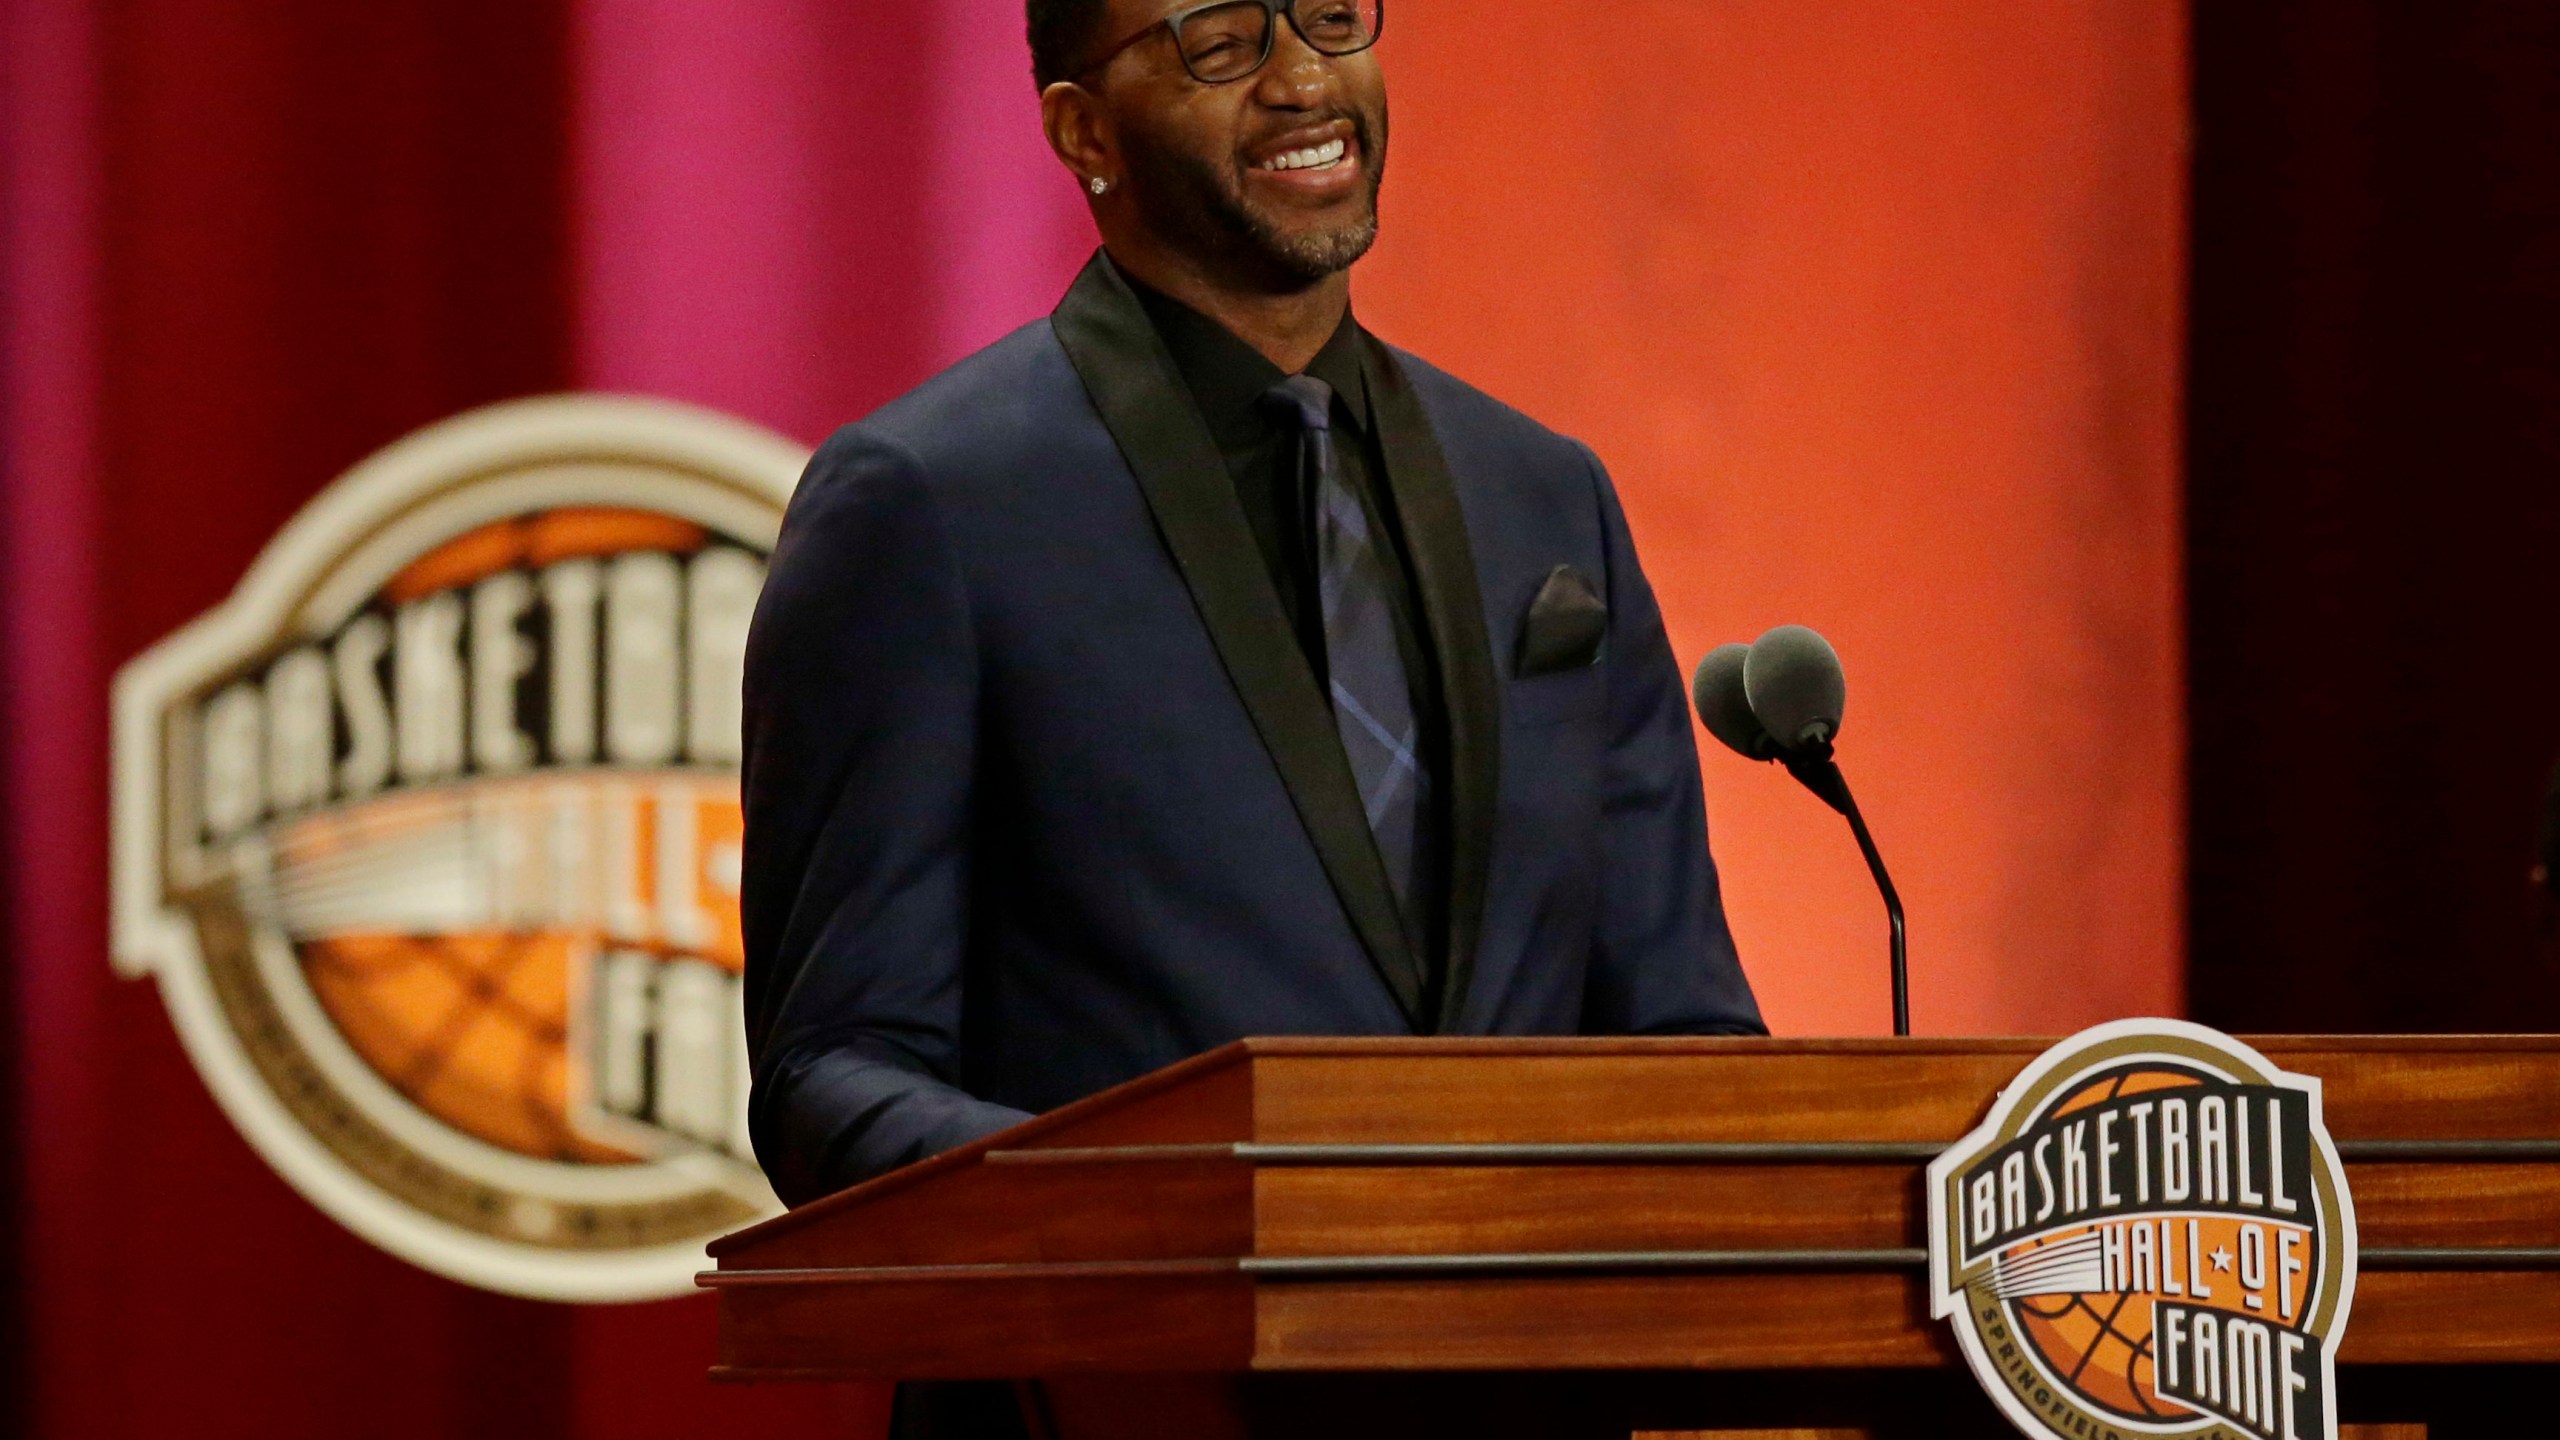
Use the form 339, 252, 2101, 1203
1505, 665, 1607, 728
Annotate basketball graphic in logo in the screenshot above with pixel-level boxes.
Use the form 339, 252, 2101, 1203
1930, 1020, 2358, 1440
112, 396, 806, 1300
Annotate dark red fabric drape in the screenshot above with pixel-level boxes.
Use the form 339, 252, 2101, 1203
2187, 0, 2560, 1031
6, 4, 878, 1434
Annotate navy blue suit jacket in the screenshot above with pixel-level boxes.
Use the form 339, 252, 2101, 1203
742, 255, 1762, 1205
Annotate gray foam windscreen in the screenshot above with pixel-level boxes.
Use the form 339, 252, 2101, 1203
1743, 625, 1847, 751
1691, 643, 1778, 760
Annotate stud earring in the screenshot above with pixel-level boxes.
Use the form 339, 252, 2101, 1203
1088, 176, 1112, 197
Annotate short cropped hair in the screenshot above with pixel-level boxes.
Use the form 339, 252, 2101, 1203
1028, 0, 1113, 90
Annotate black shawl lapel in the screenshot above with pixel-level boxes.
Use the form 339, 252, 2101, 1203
1050, 253, 1429, 1026
1362, 337, 1501, 1035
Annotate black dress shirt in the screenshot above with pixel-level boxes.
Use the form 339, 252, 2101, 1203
1129, 281, 1450, 991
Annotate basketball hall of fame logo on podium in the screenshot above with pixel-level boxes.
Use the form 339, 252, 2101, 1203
1930, 1020, 2359, 1440
112, 396, 808, 1301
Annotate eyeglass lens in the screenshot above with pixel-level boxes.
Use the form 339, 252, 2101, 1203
1177, 0, 1382, 84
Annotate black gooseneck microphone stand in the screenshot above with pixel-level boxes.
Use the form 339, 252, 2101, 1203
1778, 741, 1909, 1038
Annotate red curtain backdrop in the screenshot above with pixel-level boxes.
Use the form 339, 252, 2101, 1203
3, 3, 2186, 1437
1360, 3, 2189, 1037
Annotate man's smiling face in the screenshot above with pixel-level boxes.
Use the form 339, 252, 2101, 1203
1087, 0, 1389, 288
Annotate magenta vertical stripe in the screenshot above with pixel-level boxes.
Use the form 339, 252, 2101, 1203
561, 11, 1088, 1433
570, 0, 832, 437
571, 0, 1091, 440
3, 0, 108, 1432
922, 1, 1097, 366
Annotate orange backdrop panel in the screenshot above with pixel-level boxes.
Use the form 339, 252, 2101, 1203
1360, 2, 2188, 1035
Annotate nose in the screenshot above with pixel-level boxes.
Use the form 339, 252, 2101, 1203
1252, 17, 1332, 108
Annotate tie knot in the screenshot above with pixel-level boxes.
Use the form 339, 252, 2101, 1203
1260, 374, 1335, 433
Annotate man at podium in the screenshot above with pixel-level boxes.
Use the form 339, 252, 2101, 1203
740, 0, 1762, 1214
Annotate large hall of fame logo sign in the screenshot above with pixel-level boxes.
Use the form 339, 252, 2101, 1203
112, 396, 808, 1300
1930, 1021, 2359, 1440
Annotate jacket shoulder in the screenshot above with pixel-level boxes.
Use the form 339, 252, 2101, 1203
825, 318, 1088, 477
785, 317, 1123, 572
1383, 342, 1601, 479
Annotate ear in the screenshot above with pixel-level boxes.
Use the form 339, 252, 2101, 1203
1041, 82, 1117, 192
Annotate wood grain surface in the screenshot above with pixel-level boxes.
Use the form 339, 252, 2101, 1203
1632, 1432, 2426, 1440
710, 1036, 2560, 1400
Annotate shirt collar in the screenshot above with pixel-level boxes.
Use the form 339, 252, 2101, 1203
1125, 272, 1373, 440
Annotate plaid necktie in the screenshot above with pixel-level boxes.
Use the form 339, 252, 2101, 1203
1261, 374, 1435, 943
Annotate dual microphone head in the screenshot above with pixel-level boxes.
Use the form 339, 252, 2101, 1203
1689, 627, 1907, 1036
1693, 625, 1847, 764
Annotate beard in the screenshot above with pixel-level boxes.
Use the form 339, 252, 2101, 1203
1122, 103, 1388, 288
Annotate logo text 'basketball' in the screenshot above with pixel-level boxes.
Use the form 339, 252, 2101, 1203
112, 396, 808, 1301
1929, 1021, 2358, 1440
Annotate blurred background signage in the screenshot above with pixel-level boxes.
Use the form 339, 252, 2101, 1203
110, 397, 806, 1300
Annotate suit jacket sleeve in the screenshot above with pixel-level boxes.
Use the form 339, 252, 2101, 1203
740, 427, 1033, 1205
1575, 443, 1768, 1037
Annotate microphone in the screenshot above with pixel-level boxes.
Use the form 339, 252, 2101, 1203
1692, 626, 1910, 1036
1691, 643, 1781, 761
1742, 625, 1847, 752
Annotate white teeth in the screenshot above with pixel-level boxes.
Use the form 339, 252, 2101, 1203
1263, 138, 1349, 172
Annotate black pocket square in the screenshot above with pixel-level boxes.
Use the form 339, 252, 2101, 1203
1516, 564, 1609, 676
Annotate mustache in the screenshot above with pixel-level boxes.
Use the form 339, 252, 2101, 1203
1238, 106, 1380, 160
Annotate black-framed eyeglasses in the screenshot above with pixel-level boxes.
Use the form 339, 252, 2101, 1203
1076, 0, 1385, 87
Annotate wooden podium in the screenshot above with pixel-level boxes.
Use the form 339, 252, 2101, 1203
705, 1038, 2560, 1438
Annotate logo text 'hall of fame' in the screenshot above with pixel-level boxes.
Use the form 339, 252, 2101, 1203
1930, 1020, 2359, 1440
